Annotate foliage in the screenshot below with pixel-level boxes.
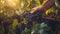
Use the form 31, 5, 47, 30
0, 0, 55, 34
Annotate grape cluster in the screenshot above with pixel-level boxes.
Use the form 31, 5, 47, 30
22, 10, 42, 22
22, 10, 43, 29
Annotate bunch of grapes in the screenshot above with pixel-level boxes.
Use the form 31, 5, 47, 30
22, 10, 42, 21
22, 10, 43, 29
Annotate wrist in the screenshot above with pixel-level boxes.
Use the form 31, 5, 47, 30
38, 6, 46, 13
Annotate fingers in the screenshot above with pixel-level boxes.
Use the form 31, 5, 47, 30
30, 9, 36, 13
30, 7, 38, 13
30, 6, 42, 14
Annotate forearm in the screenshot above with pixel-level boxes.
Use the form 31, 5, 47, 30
43, 0, 55, 11
39, 0, 55, 12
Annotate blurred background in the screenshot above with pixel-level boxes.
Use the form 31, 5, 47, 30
0, 0, 54, 34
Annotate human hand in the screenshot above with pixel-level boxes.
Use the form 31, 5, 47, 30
30, 6, 45, 14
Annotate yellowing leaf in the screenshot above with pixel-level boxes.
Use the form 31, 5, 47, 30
45, 7, 53, 15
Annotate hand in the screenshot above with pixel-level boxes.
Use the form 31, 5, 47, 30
30, 6, 45, 14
